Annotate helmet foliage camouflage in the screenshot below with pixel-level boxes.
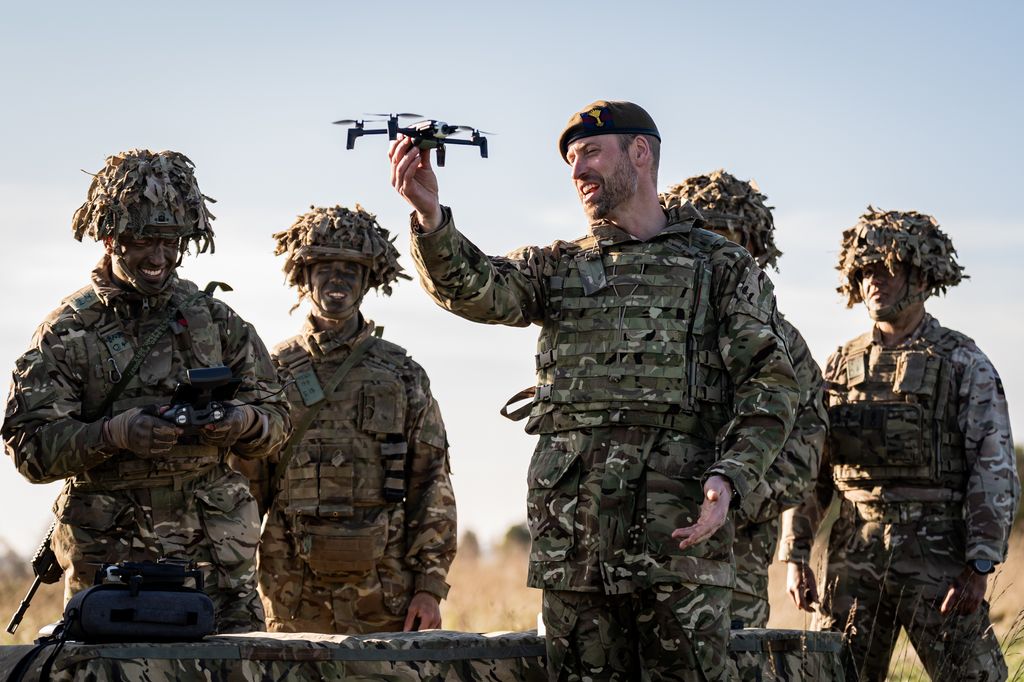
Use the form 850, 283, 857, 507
71, 149, 216, 255
837, 206, 966, 309
273, 204, 408, 300
661, 169, 782, 270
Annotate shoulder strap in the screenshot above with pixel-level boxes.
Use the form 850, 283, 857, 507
271, 330, 377, 493
80, 282, 222, 422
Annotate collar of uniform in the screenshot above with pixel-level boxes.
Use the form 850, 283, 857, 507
871, 312, 939, 348
301, 314, 375, 357
587, 201, 703, 245
89, 256, 180, 311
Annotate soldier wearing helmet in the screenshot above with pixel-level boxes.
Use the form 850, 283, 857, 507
237, 205, 456, 634
1, 149, 290, 632
662, 171, 828, 633
390, 101, 799, 680
780, 208, 1018, 681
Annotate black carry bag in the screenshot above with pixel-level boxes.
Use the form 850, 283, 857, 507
63, 559, 215, 643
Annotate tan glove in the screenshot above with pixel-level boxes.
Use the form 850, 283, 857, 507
199, 405, 259, 448
103, 407, 179, 457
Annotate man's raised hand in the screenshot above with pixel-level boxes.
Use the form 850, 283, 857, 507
389, 136, 442, 232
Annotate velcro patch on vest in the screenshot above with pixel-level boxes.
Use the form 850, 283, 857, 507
67, 289, 99, 311
293, 367, 326, 406
846, 352, 867, 387
103, 331, 131, 357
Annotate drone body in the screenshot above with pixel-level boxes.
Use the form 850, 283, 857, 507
333, 113, 490, 166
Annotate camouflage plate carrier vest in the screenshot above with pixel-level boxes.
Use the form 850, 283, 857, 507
827, 325, 966, 495
273, 335, 409, 576
527, 225, 731, 441
62, 284, 224, 489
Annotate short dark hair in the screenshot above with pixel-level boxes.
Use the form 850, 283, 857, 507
619, 134, 660, 183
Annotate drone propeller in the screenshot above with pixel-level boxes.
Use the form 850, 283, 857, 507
332, 119, 363, 125
365, 112, 424, 120
452, 125, 496, 135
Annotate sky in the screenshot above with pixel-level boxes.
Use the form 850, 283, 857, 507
0, 1, 1021, 557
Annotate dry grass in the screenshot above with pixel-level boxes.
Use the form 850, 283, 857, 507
442, 546, 541, 633
0, 568, 64, 645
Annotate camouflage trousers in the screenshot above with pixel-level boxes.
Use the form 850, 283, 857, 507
52, 467, 265, 633
731, 514, 780, 629
259, 506, 412, 634
817, 499, 1006, 682
542, 583, 730, 682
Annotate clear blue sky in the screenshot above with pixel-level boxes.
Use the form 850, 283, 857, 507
0, 1, 1021, 556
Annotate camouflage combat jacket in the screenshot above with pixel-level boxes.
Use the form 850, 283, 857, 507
2, 257, 290, 487
246, 317, 456, 601
736, 315, 827, 526
780, 314, 1019, 565
411, 205, 799, 591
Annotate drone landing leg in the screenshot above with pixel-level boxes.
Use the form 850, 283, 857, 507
436, 144, 446, 167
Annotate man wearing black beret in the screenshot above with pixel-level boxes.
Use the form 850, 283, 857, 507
389, 101, 799, 681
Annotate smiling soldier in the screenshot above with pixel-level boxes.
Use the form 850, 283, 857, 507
239, 205, 456, 634
781, 208, 1019, 681
389, 101, 800, 681
1, 149, 290, 632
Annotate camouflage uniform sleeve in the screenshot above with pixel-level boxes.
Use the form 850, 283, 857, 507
779, 349, 841, 563
410, 208, 552, 327
2, 320, 113, 483
953, 345, 1019, 563
737, 320, 828, 524
703, 256, 800, 502
212, 302, 291, 459
402, 359, 457, 600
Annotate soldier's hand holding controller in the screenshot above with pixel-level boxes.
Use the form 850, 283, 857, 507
671, 475, 733, 550
199, 405, 259, 447
103, 407, 181, 457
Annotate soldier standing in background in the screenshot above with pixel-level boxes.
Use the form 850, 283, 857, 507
234, 205, 456, 634
389, 101, 800, 681
781, 208, 1018, 681
662, 170, 827, 630
1, 149, 290, 632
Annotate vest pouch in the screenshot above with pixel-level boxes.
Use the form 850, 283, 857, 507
317, 442, 356, 516
360, 382, 406, 435
282, 448, 321, 515
829, 402, 930, 481
291, 513, 387, 578
526, 444, 580, 563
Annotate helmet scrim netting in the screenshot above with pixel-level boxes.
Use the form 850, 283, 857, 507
837, 206, 965, 308
661, 169, 781, 270
273, 204, 408, 300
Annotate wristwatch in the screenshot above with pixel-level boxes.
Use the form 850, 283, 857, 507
968, 559, 995, 575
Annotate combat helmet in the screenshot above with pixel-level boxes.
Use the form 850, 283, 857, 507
837, 206, 966, 320
72, 149, 216, 256
273, 205, 409, 306
661, 169, 781, 270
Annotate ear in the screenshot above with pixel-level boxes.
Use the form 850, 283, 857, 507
103, 237, 116, 256
632, 135, 649, 163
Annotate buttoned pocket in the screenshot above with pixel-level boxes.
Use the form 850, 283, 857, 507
526, 445, 580, 563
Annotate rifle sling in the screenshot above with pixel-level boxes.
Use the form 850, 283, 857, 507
272, 331, 377, 494
82, 283, 222, 423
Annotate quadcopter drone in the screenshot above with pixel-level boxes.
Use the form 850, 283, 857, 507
333, 113, 491, 166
